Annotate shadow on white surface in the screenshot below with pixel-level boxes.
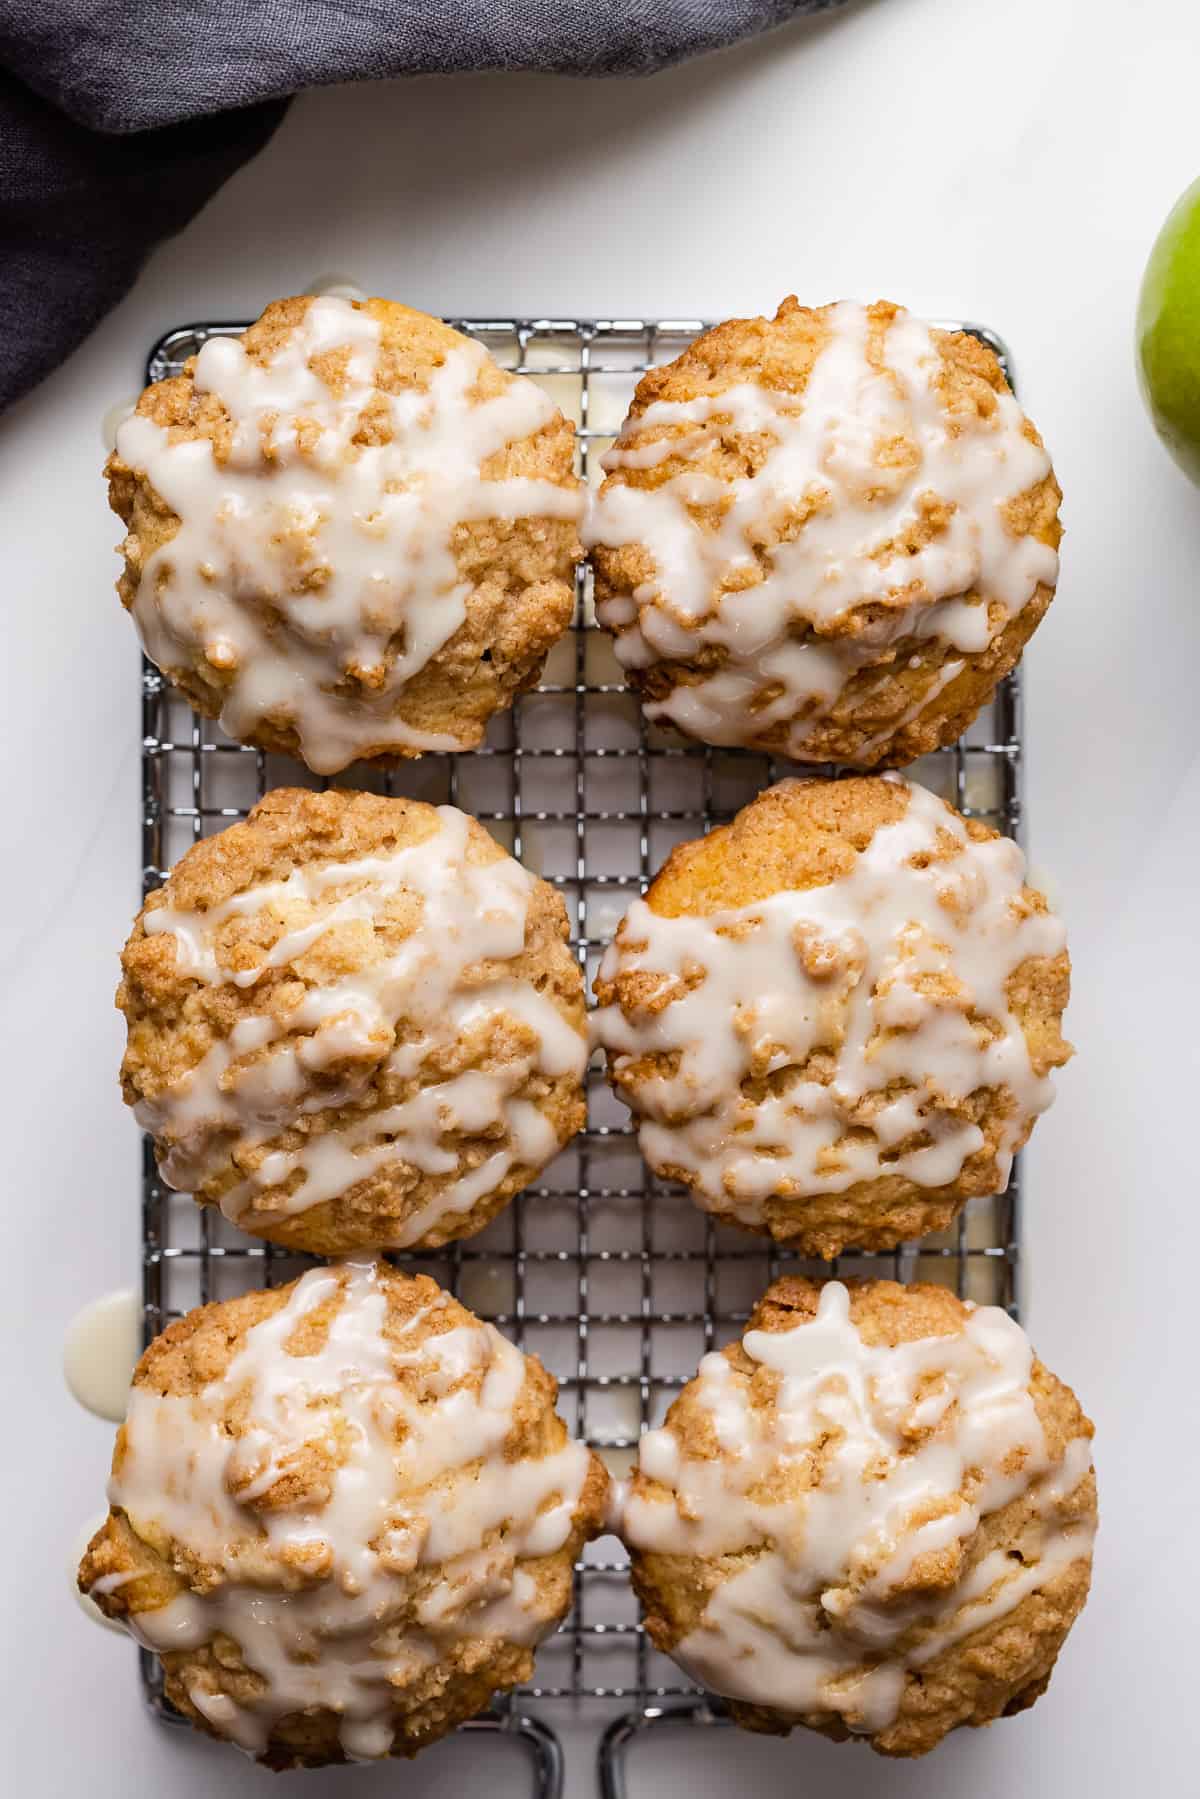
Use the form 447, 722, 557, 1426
81, 1673, 1094, 1799
146, 1714, 534, 1795
617, 1713, 1030, 1799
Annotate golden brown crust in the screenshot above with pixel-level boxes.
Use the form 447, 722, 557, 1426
120, 787, 586, 1253
108, 296, 581, 768
594, 778, 1071, 1257
646, 773, 911, 915
627, 1277, 1096, 1758
591, 298, 1061, 767
80, 1263, 611, 1768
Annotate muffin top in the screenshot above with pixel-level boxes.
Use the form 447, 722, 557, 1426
622, 1277, 1095, 1753
110, 296, 583, 772
585, 298, 1060, 763
80, 1259, 609, 1766
121, 788, 587, 1253
592, 775, 1070, 1253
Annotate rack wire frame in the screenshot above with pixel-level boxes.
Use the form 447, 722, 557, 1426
135, 315, 1024, 1784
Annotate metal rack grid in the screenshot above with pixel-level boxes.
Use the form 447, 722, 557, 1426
136, 315, 1024, 1789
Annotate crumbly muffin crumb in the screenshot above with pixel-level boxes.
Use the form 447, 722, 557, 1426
121, 787, 587, 1254
593, 774, 1071, 1256
80, 1260, 610, 1768
585, 298, 1061, 766
109, 295, 583, 773
622, 1277, 1095, 1756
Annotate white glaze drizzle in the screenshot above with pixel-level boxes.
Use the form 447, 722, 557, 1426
622, 1282, 1094, 1732
92, 1261, 592, 1760
116, 297, 583, 774
134, 806, 586, 1237
592, 777, 1066, 1221
584, 302, 1058, 757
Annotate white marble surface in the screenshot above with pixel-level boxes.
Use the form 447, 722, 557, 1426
3, 0, 1198, 1790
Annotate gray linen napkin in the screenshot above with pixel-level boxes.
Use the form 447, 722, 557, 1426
0, 1, 848, 411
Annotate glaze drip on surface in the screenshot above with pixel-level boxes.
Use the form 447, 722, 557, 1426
63, 1288, 141, 1422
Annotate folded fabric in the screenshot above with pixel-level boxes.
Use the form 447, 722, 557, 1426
0, 0, 847, 411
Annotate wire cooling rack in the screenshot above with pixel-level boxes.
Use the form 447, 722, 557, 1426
136, 315, 1023, 1795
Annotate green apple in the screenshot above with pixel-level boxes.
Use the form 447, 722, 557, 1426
1137, 177, 1200, 484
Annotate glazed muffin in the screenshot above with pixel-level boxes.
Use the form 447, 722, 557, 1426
585, 298, 1060, 766
622, 1276, 1096, 1756
592, 774, 1070, 1256
80, 1260, 609, 1767
121, 787, 587, 1253
109, 295, 583, 773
